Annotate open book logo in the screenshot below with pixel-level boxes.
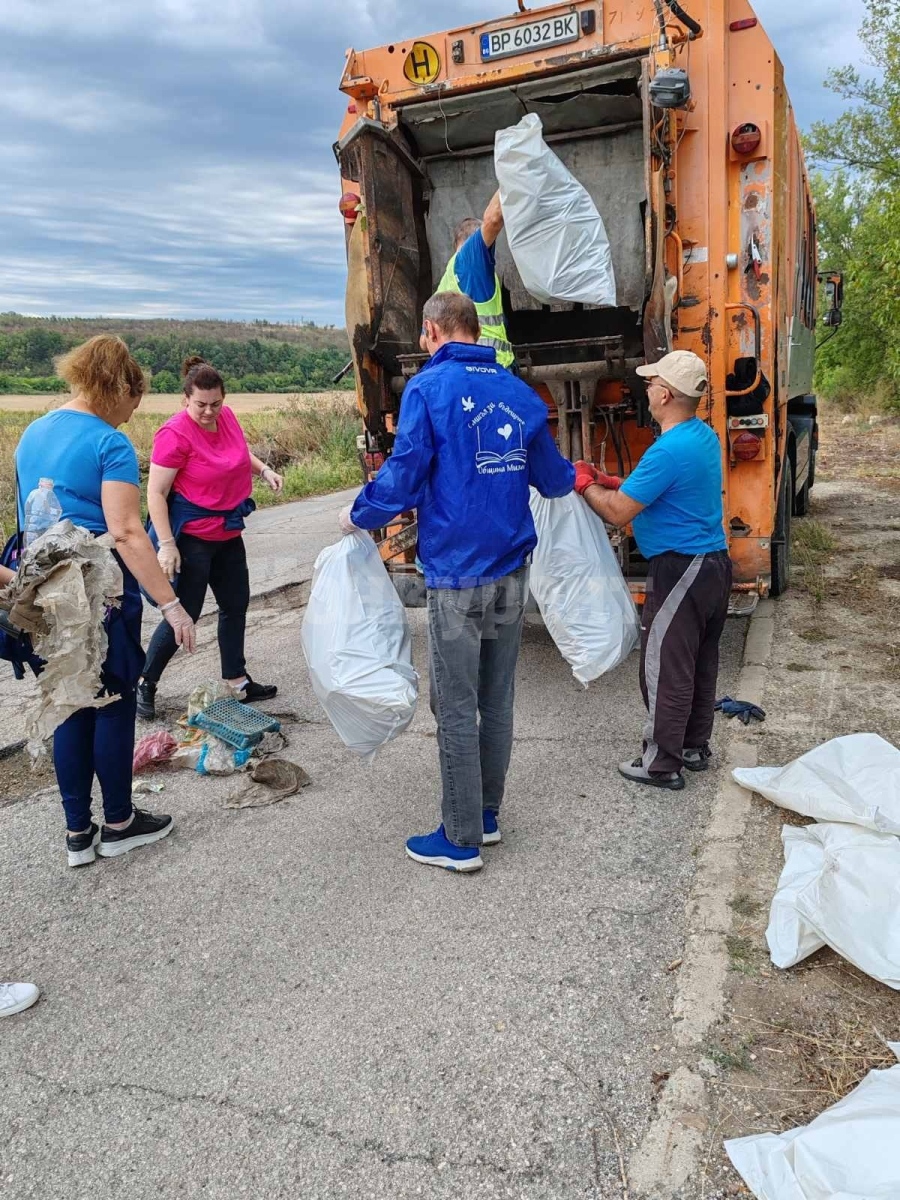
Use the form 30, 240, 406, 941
475, 420, 526, 469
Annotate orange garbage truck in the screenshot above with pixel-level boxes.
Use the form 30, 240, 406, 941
335, 0, 843, 612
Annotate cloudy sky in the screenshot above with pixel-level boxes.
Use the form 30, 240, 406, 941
0, 0, 865, 324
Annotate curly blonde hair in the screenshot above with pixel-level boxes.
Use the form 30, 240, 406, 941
55, 335, 146, 417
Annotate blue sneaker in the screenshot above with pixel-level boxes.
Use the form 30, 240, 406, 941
482, 811, 501, 846
406, 825, 484, 872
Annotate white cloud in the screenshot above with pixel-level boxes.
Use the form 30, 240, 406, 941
0, 71, 162, 132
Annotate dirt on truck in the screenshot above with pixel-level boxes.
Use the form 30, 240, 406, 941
335, 0, 843, 609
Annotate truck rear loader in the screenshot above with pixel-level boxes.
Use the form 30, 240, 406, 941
335, 0, 844, 611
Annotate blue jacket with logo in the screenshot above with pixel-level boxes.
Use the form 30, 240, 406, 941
350, 342, 575, 589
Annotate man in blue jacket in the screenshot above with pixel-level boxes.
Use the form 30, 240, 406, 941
339, 291, 574, 872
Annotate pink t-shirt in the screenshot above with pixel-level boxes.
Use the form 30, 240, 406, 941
151, 406, 253, 541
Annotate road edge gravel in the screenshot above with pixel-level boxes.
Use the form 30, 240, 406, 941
628, 599, 776, 1196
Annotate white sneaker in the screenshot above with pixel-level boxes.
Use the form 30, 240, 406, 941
0, 982, 39, 1017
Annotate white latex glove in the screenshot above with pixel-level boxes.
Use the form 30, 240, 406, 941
163, 601, 196, 654
338, 505, 358, 536
157, 541, 181, 582
261, 467, 284, 494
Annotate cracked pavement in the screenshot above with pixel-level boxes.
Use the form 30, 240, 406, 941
1, 489, 743, 1198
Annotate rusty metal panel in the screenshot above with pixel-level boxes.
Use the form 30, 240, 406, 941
338, 119, 431, 439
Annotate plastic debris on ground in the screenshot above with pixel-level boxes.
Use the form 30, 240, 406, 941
132, 779, 165, 797
0, 520, 123, 754
495, 113, 616, 307
132, 731, 177, 773
187, 680, 236, 720
725, 1042, 900, 1199
227, 759, 311, 809
733, 733, 900, 833
301, 531, 418, 763
529, 489, 639, 685
189, 697, 281, 750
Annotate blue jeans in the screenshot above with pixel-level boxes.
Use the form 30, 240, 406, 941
55, 694, 137, 830
54, 578, 143, 832
427, 566, 528, 847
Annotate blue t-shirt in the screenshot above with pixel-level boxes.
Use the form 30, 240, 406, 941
620, 417, 726, 560
15, 409, 140, 535
453, 230, 498, 304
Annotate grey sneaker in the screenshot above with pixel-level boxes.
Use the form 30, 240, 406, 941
618, 757, 685, 791
683, 745, 714, 772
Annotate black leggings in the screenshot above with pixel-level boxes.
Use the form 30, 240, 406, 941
142, 534, 250, 684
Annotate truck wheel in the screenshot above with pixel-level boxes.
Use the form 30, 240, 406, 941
807, 445, 816, 491
794, 472, 810, 517
771, 461, 793, 597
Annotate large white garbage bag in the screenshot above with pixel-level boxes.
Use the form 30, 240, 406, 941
495, 113, 617, 307
529, 490, 639, 684
301, 532, 418, 763
732, 733, 900, 834
766, 825, 827, 969
726, 1043, 900, 1199
766, 821, 900, 987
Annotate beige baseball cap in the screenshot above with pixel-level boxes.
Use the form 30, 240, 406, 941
636, 351, 708, 398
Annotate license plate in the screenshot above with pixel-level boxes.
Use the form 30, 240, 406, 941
480, 12, 580, 61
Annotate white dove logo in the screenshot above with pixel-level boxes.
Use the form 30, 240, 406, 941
461, 396, 475, 412
498, 424, 513, 440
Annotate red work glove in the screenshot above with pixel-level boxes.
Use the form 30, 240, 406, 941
596, 471, 623, 490
574, 461, 599, 496
574, 461, 623, 495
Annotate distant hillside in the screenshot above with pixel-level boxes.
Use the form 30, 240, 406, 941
0, 314, 352, 395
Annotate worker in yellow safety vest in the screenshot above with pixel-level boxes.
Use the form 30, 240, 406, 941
436, 190, 515, 369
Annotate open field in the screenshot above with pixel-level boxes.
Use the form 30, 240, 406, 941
0, 393, 362, 538
0, 391, 353, 415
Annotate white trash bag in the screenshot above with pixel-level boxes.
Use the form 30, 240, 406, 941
732, 733, 900, 834
301, 532, 418, 763
726, 1043, 900, 1199
767, 821, 900, 988
495, 113, 616, 307
529, 489, 639, 685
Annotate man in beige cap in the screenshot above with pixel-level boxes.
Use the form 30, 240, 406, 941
574, 350, 731, 790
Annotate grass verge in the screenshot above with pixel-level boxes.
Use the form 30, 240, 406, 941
0, 395, 361, 538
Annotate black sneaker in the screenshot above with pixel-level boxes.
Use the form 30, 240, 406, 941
618, 757, 685, 791
238, 676, 277, 703
683, 744, 714, 772
136, 680, 157, 721
96, 807, 173, 858
67, 821, 100, 868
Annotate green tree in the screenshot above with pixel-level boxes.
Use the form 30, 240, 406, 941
806, 0, 900, 407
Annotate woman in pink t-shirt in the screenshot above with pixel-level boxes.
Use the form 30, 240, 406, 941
137, 357, 283, 721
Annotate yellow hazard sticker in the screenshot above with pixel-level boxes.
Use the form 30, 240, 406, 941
403, 41, 441, 85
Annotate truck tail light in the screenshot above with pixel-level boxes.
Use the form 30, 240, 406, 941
731, 123, 762, 155
729, 17, 758, 31
364, 451, 385, 473
732, 431, 762, 461
339, 192, 361, 223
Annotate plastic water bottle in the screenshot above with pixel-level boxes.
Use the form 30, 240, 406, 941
23, 478, 63, 547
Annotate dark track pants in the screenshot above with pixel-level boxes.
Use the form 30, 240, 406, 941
639, 550, 732, 775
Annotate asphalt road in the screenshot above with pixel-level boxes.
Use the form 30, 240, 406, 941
1, 491, 743, 1199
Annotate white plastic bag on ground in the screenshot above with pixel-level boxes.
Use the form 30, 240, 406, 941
766, 820, 900, 987
301, 532, 418, 763
725, 1043, 900, 1199
495, 113, 616, 307
766, 825, 827, 969
732, 733, 900, 833
529, 490, 639, 684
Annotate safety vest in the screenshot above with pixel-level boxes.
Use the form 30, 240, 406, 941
437, 255, 515, 369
